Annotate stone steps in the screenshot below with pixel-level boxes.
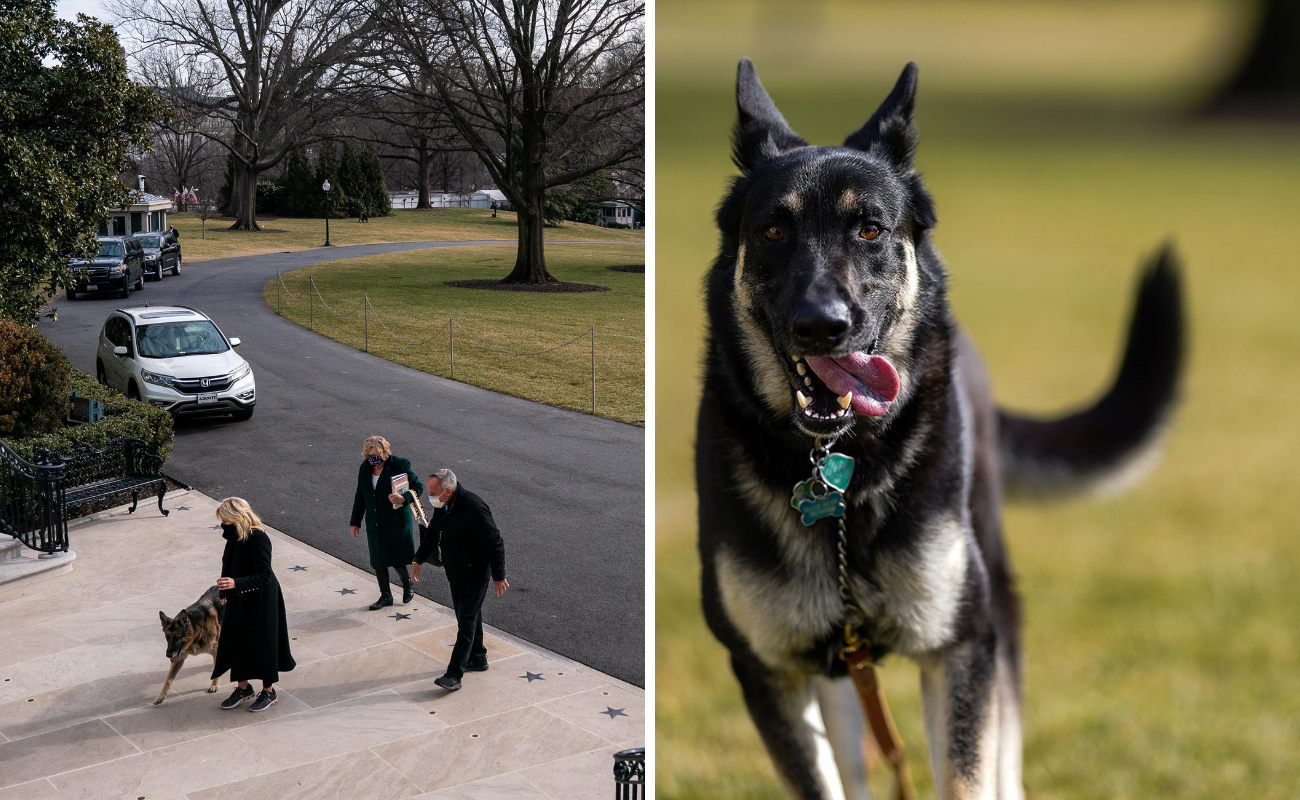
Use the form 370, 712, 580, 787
0, 536, 77, 592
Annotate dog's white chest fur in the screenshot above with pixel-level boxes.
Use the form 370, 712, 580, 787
716, 460, 971, 669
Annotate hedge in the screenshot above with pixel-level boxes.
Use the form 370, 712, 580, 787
1, 369, 174, 464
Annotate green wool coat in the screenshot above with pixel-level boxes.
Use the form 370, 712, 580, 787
350, 456, 423, 569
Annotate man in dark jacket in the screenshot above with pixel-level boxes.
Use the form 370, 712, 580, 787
411, 468, 507, 691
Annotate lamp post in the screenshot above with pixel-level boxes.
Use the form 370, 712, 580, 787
322, 179, 332, 246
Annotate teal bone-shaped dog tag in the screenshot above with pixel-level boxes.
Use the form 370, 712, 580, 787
818, 453, 855, 492
798, 491, 846, 526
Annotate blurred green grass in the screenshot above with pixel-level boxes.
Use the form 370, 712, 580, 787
655, 2, 1300, 797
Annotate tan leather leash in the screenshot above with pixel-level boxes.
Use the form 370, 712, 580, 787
792, 437, 917, 800
841, 625, 917, 800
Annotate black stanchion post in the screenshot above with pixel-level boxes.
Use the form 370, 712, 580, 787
364, 294, 369, 352
591, 324, 596, 414
449, 318, 455, 379
276, 272, 280, 313
309, 277, 314, 331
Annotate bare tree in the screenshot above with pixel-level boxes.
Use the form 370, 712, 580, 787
113, 0, 378, 230
372, 0, 644, 283
135, 50, 223, 210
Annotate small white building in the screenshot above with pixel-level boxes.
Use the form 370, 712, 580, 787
470, 189, 510, 210
98, 193, 172, 237
598, 200, 643, 229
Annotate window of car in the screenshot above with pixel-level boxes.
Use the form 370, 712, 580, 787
97, 241, 124, 258
137, 236, 160, 249
104, 316, 133, 350
135, 320, 229, 358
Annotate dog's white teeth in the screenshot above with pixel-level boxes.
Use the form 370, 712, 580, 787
837, 392, 852, 409
789, 354, 800, 362
803, 377, 812, 388
796, 363, 806, 376
796, 391, 811, 409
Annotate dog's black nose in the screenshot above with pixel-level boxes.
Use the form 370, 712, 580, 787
790, 300, 851, 351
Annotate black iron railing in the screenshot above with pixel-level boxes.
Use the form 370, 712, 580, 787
613, 748, 645, 799
0, 439, 68, 554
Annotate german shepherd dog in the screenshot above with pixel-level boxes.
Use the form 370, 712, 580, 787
697, 60, 1183, 799
155, 585, 225, 705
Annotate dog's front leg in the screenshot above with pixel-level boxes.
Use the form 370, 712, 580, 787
209, 653, 220, 692
918, 635, 1001, 800
154, 656, 186, 705
732, 653, 850, 800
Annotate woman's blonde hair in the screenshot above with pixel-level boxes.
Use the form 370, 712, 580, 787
216, 497, 263, 542
362, 435, 391, 460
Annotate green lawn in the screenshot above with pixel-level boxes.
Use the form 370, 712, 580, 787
171, 206, 642, 263
265, 244, 644, 424
657, 1, 1300, 798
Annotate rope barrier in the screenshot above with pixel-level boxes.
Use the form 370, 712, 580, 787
309, 276, 364, 317
366, 298, 449, 347
272, 275, 600, 413
449, 320, 588, 356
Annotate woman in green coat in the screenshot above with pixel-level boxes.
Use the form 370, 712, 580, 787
349, 435, 424, 610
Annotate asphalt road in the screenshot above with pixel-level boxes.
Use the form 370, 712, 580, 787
39, 240, 645, 685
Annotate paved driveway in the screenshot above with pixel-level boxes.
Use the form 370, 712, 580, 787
38, 240, 644, 685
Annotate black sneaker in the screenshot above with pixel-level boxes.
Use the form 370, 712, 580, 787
220, 685, 254, 710
249, 689, 278, 712
434, 674, 461, 692
402, 586, 414, 604
464, 659, 488, 672
369, 596, 393, 611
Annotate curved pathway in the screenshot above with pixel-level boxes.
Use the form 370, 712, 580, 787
39, 240, 644, 685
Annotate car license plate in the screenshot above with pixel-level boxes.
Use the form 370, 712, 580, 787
86, 285, 98, 290
197, 392, 219, 404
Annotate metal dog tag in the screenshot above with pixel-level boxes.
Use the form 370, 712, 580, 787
798, 491, 846, 526
819, 453, 855, 492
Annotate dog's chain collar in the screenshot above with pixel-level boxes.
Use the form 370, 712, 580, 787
793, 436, 869, 658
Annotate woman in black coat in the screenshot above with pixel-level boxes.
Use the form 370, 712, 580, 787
212, 497, 295, 712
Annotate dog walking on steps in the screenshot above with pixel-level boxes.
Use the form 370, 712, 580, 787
695, 59, 1185, 799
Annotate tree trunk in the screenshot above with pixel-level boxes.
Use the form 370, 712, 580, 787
502, 197, 552, 283
416, 136, 431, 209
1205, 0, 1300, 115
229, 160, 261, 231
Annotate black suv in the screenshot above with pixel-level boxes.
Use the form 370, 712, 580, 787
67, 237, 146, 300
133, 230, 181, 280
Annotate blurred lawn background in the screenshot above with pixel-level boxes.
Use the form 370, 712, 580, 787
656, 2, 1300, 797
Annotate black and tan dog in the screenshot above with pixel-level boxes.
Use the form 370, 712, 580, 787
155, 585, 224, 705
697, 59, 1184, 799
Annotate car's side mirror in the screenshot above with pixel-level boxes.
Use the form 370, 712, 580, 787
113, 346, 128, 356
229, 338, 241, 347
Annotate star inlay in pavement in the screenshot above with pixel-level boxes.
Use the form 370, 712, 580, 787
211, 525, 223, 530
336, 588, 356, 595
389, 612, 411, 621
521, 672, 545, 682
289, 566, 308, 572
600, 707, 628, 719
176, 506, 190, 511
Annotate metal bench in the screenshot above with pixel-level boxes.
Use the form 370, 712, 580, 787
1, 437, 174, 556
41, 438, 171, 519
613, 748, 645, 798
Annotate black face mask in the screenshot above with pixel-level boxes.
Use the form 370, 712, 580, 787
221, 523, 238, 537
367, 454, 384, 467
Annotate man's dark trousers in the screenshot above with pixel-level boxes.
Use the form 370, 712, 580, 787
445, 570, 490, 679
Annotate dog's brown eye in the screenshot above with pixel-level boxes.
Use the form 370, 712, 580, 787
860, 224, 880, 241
763, 225, 784, 242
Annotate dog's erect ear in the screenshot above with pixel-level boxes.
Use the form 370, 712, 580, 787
733, 58, 807, 173
159, 611, 170, 626
843, 62, 919, 168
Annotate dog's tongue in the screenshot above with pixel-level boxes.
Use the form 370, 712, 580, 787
169, 655, 180, 664
805, 353, 900, 416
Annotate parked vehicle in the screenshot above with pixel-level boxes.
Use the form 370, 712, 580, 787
133, 231, 181, 280
96, 306, 256, 421
67, 237, 146, 300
